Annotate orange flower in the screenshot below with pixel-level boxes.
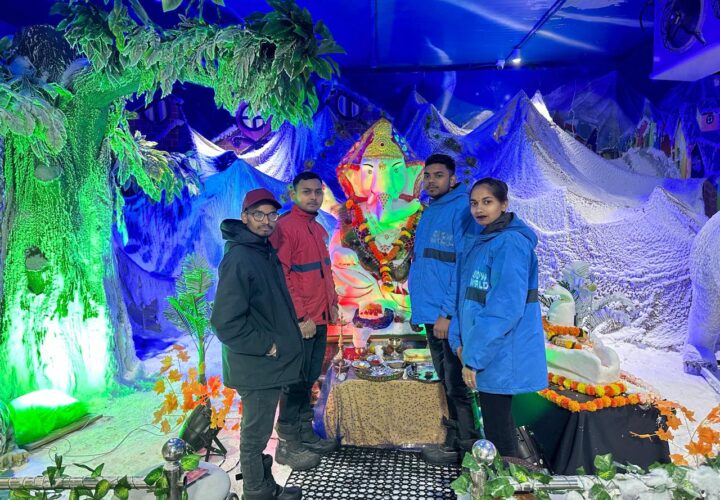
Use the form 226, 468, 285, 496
697, 426, 718, 445
177, 350, 191, 362
208, 376, 222, 398
187, 367, 198, 381
160, 356, 173, 374
568, 401, 581, 412
656, 428, 672, 441
163, 393, 179, 413
670, 453, 689, 465
168, 369, 182, 383
666, 414, 682, 430
153, 379, 166, 394
160, 419, 171, 434
585, 402, 598, 412
706, 405, 720, 423
686, 439, 713, 456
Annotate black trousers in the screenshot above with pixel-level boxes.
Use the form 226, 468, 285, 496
237, 387, 282, 490
425, 324, 476, 441
278, 324, 327, 427
477, 391, 518, 457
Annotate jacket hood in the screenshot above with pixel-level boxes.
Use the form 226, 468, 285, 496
477, 212, 537, 248
220, 219, 272, 250
428, 183, 467, 207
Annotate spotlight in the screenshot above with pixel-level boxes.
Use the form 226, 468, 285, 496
496, 59, 506, 70
179, 405, 227, 461
509, 48, 522, 65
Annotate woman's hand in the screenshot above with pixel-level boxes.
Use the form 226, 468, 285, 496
462, 366, 477, 390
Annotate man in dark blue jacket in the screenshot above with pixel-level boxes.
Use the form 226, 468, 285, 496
211, 188, 311, 500
408, 154, 478, 464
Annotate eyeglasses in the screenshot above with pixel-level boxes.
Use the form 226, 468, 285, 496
247, 210, 280, 222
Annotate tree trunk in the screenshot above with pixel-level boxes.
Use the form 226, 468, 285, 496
0, 89, 140, 401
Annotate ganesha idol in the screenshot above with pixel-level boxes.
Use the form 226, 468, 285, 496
543, 283, 621, 385
329, 118, 423, 338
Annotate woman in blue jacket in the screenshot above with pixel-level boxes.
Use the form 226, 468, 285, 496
449, 178, 547, 457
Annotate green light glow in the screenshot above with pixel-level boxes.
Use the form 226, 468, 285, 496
0, 94, 117, 402
8, 389, 89, 446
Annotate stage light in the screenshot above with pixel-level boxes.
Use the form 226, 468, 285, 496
509, 48, 522, 65
496, 59, 506, 70
179, 405, 227, 461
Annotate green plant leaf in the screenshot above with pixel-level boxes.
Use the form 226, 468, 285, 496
156, 472, 170, 490
180, 453, 201, 472
69, 489, 80, 500
9, 490, 32, 499
144, 466, 164, 486
529, 470, 552, 485
589, 483, 612, 500
485, 477, 514, 498
597, 466, 616, 481
114, 485, 130, 500
535, 490, 551, 500
94, 479, 111, 499
449, 472, 471, 494
461, 452, 481, 472
576, 465, 586, 475
593, 453, 613, 473
507, 462, 528, 483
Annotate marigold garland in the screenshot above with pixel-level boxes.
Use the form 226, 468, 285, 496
548, 372, 626, 397
550, 337, 583, 350
542, 317, 586, 340
538, 387, 641, 412
345, 198, 422, 291
539, 371, 643, 412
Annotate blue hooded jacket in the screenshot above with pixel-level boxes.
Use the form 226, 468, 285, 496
409, 184, 474, 325
449, 213, 547, 395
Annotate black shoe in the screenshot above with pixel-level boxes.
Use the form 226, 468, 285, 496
299, 422, 338, 455
274, 484, 302, 500
242, 481, 276, 500
274, 440, 321, 471
421, 445, 461, 465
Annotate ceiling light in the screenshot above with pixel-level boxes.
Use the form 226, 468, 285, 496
509, 48, 522, 65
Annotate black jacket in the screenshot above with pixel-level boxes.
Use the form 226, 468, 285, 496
210, 219, 303, 391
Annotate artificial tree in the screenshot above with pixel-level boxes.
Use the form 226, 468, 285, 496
0, 0, 342, 401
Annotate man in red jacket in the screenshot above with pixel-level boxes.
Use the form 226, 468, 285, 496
269, 171, 339, 466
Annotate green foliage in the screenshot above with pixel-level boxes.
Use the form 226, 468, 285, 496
593, 453, 617, 480
108, 108, 198, 203
57, 0, 343, 129
0, 39, 71, 158
6, 451, 200, 499
179, 453, 201, 472
164, 253, 215, 380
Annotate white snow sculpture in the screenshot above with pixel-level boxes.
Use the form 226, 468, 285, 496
545, 284, 576, 327
684, 212, 720, 373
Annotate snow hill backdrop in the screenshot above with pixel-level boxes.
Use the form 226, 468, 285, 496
115, 71, 717, 358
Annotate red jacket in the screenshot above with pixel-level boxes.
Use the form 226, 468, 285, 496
269, 205, 338, 325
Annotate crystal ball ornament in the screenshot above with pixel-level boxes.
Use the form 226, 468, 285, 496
471, 439, 497, 464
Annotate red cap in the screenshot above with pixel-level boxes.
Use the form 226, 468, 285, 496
242, 188, 282, 212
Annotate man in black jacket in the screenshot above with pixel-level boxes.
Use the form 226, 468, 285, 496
211, 188, 317, 500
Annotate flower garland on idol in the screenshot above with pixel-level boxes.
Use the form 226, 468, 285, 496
538, 371, 647, 412
344, 198, 422, 291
